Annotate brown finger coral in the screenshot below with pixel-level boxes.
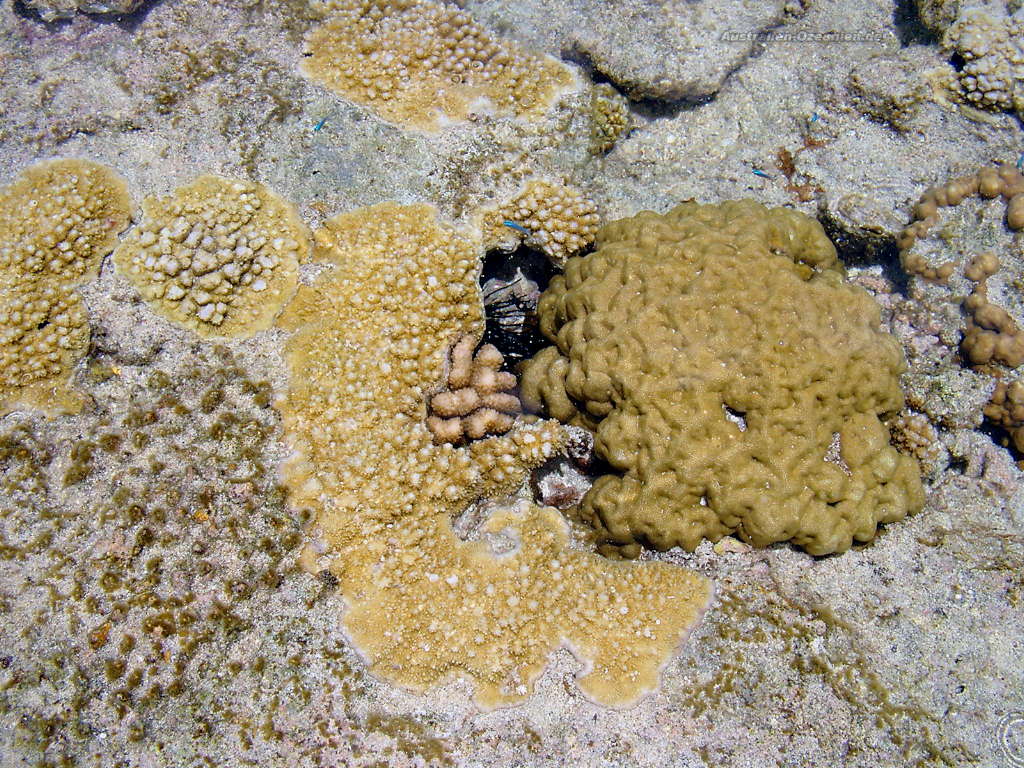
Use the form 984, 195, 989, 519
426, 333, 521, 444
519, 200, 924, 558
277, 201, 711, 709
113, 175, 306, 338
0, 158, 133, 415
302, 0, 574, 131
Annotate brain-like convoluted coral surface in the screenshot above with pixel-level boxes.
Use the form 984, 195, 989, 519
113, 175, 306, 338
302, 0, 573, 131
277, 202, 711, 708
519, 200, 925, 558
0, 159, 132, 415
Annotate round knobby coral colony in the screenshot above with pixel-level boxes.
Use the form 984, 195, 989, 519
277, 201, 711, 709
519, 200, 925, 558
113, 175, 307, 339
481, 179, 600, 267
301, 0, 574, 131
0, 158, 133, 415
941, 7, 1024, 118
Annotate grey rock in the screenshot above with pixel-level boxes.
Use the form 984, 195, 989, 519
22, 0, 147, 22
461, 0, 792, 101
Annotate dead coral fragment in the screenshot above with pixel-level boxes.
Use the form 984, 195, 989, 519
302, 0, 573, 131
0, 159, 132, 415
113, 176, 306, 338
482, 180, 600, 267
520, 200, 924, 558
277, 201, 711, 708
427, 334, 521, 444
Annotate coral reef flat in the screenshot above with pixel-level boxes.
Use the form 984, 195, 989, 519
1, 0, 1023, 766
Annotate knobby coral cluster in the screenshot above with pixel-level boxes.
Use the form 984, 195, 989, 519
940, 7, 1024, 119
520, 200, 924, 558
302, 0, 574, 130
0, 159, 132, 415
277, 202, 711, 708
113, 175, 307, 338
481, 179, 600, 267
899, 161, 1024, 451
426, 333, 521, 444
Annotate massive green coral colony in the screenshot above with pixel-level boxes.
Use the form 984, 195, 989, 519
519, 200, 925, 558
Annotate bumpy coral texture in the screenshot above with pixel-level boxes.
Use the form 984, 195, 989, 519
898, 163, 1024, 368
589, 84, 631, 154
941, 7, 1024, 118
113, 175, 306, 338
302, 0, 573, 131
0, 159, 132, 415
482, 180, 600, 267
520, 200, 924, 558
277, 202, 711, 709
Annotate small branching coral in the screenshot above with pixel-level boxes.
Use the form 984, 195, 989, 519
113, 175, 307, 338
302, 0, 574, 131
520, 200, 924, 558
480, 180, 600, 267
426, 333, 521, 444
277, 201, 711, 708
0, 159, 133, 415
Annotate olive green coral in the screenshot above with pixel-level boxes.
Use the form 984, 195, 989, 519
0, 158, 133, 416
519, 200, 924, 558
113, 175, 306, 338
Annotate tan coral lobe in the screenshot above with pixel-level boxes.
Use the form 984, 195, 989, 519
520, 199, 924, 558
277, 201, 711, 709
481, 179, 600, 267
113, 175, 306, 338
0, 158, 133, 415
302, 0, 574, 131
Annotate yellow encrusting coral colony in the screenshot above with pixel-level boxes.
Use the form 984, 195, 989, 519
277, 202, 711, 708
0, 159, 132, 415
301, 0, 574, 130
520, 201, 925, 558
480, 179, 600, 267
113, 175, 307, 338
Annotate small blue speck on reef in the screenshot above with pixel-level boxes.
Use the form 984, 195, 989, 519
313, 118, 327, 132
503, 220, 531, 235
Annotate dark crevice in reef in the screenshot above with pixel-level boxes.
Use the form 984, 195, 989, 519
892, 0, 938, 46
13, 0, 161, 30
817, 210, 910, 295
479, 245, 559, 370
561, 46, 715, 121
